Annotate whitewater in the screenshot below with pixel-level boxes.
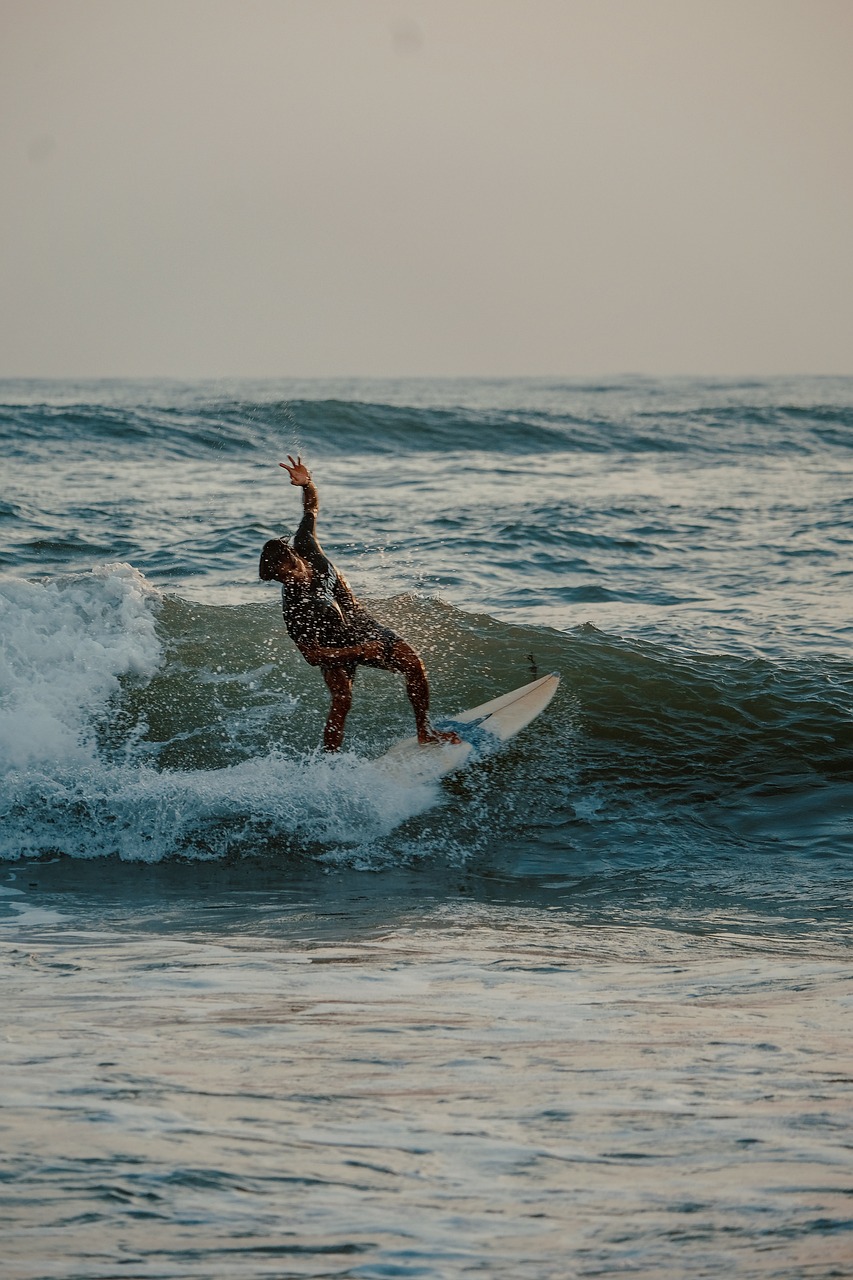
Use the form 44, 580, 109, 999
1, 376, 851, 1278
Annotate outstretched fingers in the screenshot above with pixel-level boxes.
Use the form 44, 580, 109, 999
279, 455, 310, 486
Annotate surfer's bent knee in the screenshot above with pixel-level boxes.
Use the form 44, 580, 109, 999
388, 641, 424, 675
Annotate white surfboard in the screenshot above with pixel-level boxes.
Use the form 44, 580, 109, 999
374, 672, 560, 783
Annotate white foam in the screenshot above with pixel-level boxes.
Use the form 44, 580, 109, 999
0, 565, 162, 772
109, 749, 442, 860
1, 749, 441, 863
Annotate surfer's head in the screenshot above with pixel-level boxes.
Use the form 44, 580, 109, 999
259, 538, 307, 582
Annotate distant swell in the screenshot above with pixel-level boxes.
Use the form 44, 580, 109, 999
4, 390, 853, 462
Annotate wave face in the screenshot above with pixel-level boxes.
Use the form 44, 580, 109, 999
1, 564, 850, 934
1, 376, 852, 932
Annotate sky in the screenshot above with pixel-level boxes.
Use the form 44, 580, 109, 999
1, 0, 852, 379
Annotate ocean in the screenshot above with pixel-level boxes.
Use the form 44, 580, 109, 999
1, 376, 851, 1278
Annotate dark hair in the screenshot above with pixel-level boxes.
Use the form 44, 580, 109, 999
259, 537, 291, 580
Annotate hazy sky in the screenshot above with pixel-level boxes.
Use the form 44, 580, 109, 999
2, 0, 852, 378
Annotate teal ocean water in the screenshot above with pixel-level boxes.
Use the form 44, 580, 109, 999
2, 377, 851, 1277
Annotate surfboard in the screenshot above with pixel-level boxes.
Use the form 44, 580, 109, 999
374, 672, 560, 783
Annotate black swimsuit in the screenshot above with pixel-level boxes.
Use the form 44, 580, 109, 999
281, 507, 400, 679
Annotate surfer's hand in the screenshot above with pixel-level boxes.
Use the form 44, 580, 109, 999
301, 640, 385, 666
280, 455, 311, 487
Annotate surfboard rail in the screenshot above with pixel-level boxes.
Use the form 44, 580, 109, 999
374, 672, 560, 783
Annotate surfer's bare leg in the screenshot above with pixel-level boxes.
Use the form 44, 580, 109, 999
321, 667, 353, 752
386, 641, 460, 745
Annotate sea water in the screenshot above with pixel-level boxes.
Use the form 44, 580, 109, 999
1, 377, 851, 1277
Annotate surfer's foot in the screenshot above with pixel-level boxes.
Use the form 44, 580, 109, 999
418, 727, 462, 746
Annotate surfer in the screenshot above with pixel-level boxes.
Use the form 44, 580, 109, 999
259, 456, 460, 753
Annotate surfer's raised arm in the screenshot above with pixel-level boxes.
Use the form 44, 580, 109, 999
280, 455, 318, 518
